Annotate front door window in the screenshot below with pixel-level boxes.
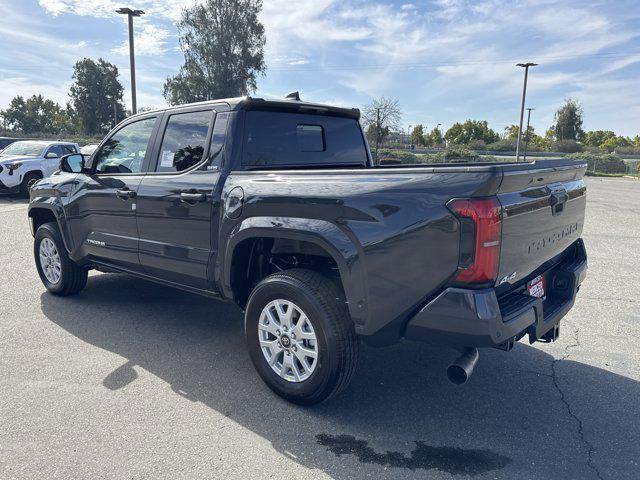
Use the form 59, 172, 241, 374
94, 117, 156, 174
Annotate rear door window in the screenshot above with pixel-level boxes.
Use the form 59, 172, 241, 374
242, 111, 368, 167
155, 110, 213, 173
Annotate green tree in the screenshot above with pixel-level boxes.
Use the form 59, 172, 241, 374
444, 120, 499, 145
583, 130, 616, 147
164, 0, 266, 105
365, 124, 390, 147
411, 124, 426, 146
426, 126, 444, 147
362, 97, 402, 163
504, 124, 534, 141
600, 136, 631, 153
1, 94, 71, 134
552, 98, 584, 141
69, 58, 126, 134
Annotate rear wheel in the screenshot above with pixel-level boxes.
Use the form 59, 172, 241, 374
20, 172, 42, 197
34, 222, 87, 296
245, 269, 358, 405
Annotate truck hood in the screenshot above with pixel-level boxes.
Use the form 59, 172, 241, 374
0, 154, 41, 164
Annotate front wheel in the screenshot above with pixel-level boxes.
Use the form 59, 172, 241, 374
20, 172, 42, 197
34, 222, 88, 296
245, 269, 359, 405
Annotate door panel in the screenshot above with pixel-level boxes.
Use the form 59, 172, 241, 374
137, 170, 220, 288
67, 174, 145, 270
66, 115, 160, 271
136, 109, 228, 290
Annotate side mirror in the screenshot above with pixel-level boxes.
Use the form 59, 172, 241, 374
59, 153, 86, 173
45, 152, 59, 159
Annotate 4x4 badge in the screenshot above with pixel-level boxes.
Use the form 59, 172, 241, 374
499, 271, 517, 285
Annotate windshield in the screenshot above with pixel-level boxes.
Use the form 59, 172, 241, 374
1, 141, 46, 157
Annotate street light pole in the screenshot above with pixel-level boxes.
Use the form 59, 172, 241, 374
374, 107, 381, 165
116, 7, 145, 115
515, 62, 537, 161
523, 107, 535, 162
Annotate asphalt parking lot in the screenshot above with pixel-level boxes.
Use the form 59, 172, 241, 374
1, 177, 639, 480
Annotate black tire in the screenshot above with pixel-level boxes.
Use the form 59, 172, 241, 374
245, 269, 359, 405
34, 222, 88, 296
20, 172, 42, 197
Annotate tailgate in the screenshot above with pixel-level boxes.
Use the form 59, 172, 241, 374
495, 159, 587, 287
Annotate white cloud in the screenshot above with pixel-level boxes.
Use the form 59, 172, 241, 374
38, 0, 196, 19
112, 19, 171, 56
18, 0, 640, 136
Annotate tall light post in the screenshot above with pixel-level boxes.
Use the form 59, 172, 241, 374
515, 62, 537, 161
374, 107, 381, 164
523, 107, 535, 161
116, 7, 144, 114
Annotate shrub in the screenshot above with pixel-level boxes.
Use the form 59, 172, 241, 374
569, 152, 626, 174
467, 139, 487, 151
486, 139, 516, 152
377, 147, 500, 165
553, 140, 582, 153
440, 146, 482, 162
0, 129, 103, 146
614, 145, 640, 155
377, 149, 424, 165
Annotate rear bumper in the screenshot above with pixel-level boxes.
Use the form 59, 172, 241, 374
405, 239, 587, 348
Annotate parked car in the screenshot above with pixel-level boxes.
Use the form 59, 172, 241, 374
27, 96, 588, 405
0, 137, 30, 152
1, 140, 79, 196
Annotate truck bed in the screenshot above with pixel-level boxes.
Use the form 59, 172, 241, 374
222, 158, 587, 343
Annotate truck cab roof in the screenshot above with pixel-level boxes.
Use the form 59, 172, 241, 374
129, 96, 361, 120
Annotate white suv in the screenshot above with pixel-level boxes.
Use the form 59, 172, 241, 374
0, 141, 79, 196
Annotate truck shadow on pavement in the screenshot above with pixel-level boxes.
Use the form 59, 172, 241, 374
40, 273, 639, 479
0, 193, 28, 205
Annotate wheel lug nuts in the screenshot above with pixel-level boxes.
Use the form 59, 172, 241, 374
276, 330, 280, 336
291, 333, 296, 339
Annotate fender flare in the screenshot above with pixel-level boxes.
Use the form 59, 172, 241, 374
27, 202, 74, 254
221, 216, 369, 328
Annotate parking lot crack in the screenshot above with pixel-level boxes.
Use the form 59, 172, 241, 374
551, 326, 605, 480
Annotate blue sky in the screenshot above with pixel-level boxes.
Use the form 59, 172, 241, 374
1, 0, 639, 136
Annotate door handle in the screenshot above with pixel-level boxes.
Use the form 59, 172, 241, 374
180, 191, 207, 203
116, 188, 136, 200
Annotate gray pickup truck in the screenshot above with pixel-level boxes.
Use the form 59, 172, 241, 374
28, 95, 587, 404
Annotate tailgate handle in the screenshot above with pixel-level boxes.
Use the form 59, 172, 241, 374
549, 191, 568, 216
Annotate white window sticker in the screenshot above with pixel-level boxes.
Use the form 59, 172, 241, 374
160, 150, 174, 168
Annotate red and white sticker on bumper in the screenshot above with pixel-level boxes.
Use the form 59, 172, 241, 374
527, 275, 546, 298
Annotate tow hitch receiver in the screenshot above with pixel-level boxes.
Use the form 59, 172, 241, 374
539, 324, 560, 343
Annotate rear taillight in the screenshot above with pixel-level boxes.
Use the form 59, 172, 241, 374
447, 197, 502, 284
